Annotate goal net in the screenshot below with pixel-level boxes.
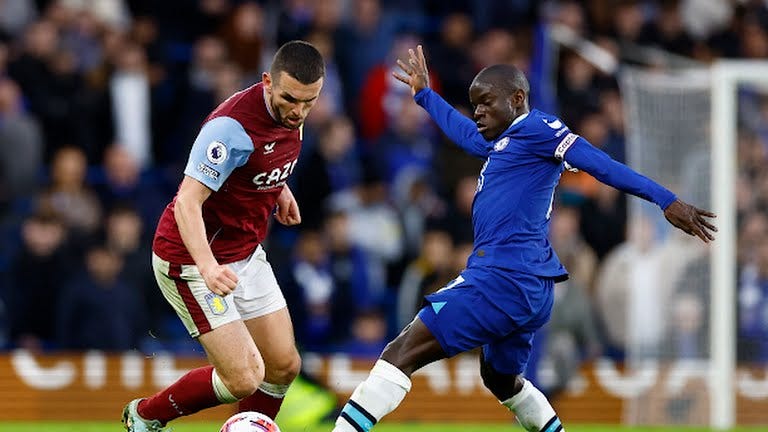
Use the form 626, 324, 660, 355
619, 67, 713, 426
619, 62, 768, 428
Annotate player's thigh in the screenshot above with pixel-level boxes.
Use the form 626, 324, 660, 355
198, 320, 265, 380
243, 307, 300, 381
380, 316, 447, 376
416, 271, 520, 358
483, 275, 555, 375
230, 246, 298, 378
229, 245, 288, 322
152, 253, 242, 338
482, 329, 537, 375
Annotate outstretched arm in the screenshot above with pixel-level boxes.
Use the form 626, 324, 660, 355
392, 45, 489, 158
564, 140, 717, 243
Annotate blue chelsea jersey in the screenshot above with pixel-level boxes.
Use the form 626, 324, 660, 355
415, 88, 677, 280
468, 108, 572, 279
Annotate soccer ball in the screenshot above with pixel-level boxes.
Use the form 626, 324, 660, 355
220, 411, 281, 432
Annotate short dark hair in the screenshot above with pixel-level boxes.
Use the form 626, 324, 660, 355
270, 40, 325, 84
474, 64, 530, 95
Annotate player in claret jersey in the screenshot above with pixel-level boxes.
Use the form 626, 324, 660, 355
331, 46, 717, 432
122, 40, 324, 432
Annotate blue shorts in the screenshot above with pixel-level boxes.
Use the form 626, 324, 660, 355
417, 267, 554, 375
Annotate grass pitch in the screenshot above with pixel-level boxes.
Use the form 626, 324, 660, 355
0, 423, 761, 431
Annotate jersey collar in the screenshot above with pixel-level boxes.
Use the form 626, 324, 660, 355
511, 112, 529, 126
496, 111, 530, 140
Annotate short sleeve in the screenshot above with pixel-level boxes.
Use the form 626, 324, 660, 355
183, 116, 253, 191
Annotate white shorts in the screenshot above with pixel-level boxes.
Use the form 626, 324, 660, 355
152, 245, 287, 337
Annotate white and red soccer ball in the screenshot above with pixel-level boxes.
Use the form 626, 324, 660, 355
220, 411, 281, 432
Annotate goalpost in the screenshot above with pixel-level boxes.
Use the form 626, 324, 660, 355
620, 60, 768, 429
709, 61, 768, 429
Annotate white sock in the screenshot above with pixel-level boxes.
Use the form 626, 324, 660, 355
333, 360, 412, 432
211, 368, 240, 403
258, 381, 289, 398
501, 378, 563, 432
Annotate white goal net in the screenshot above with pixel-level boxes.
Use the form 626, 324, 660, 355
619, 62, 768, 429
619, 67, 714, 426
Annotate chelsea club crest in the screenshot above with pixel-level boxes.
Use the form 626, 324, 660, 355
494, 137, 510, 152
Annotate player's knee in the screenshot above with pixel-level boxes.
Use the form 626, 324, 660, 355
380, 338, 409, 373
270, 350, 301, 384
480, 360, 524, 401
231, 369, 266, 399
221, 357, 266, 398
479, 358, 496, 390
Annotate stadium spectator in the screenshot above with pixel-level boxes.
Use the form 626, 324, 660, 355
103, 205, 171, 343
8, 212, 72, 351
171, 35, 230, 164
287, 229, 336, 350
391, 170, 445, 259
598, 87, 626, 163
334, 307, 389, 358
579, 182, 627, 260
38, 146, 102, 238
93, 144, 169, 228
56, 242, 145, 351
666, 252, 710, 360
293, 115, 361, 229
0, 0, 36, 38
638, 0, 695, 57
334, 0, 400, 110
8, 20, 88, 161
0, 77, 43, 205
538, 277, 602, 396
425, 12, 475, 107
443, 175, 476, 245
304, 30, 344, 119
549, 204, 598, 293
395, 228, 453, 329
220, 2, 265, 79
328, 168, 404, 302
358, 34, 437, 142
110, 41, 152, 168
373, 91, 435, 184
322, 210, 374, 338
738, 237, 768, 363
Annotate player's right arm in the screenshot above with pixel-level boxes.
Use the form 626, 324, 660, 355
393, 45, 489, 158
176, 116, 254, 295
174, 177, 237, 295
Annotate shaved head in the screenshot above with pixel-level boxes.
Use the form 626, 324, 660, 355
473, 64, 530, 96
468, 64, 531, 140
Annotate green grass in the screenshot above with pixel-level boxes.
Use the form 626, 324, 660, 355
0, 423, 762, 432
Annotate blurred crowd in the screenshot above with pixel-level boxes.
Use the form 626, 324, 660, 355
0, 0, 767, 392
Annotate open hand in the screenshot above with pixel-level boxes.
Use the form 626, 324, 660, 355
663, 199, 717, 243
392, 45, 430, 96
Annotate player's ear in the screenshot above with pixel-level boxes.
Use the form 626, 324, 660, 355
263, 72, 272, 92
511, 88, 526, 107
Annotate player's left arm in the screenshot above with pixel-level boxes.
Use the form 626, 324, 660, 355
275, 184, 301, 226
561, 137, 717, 243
